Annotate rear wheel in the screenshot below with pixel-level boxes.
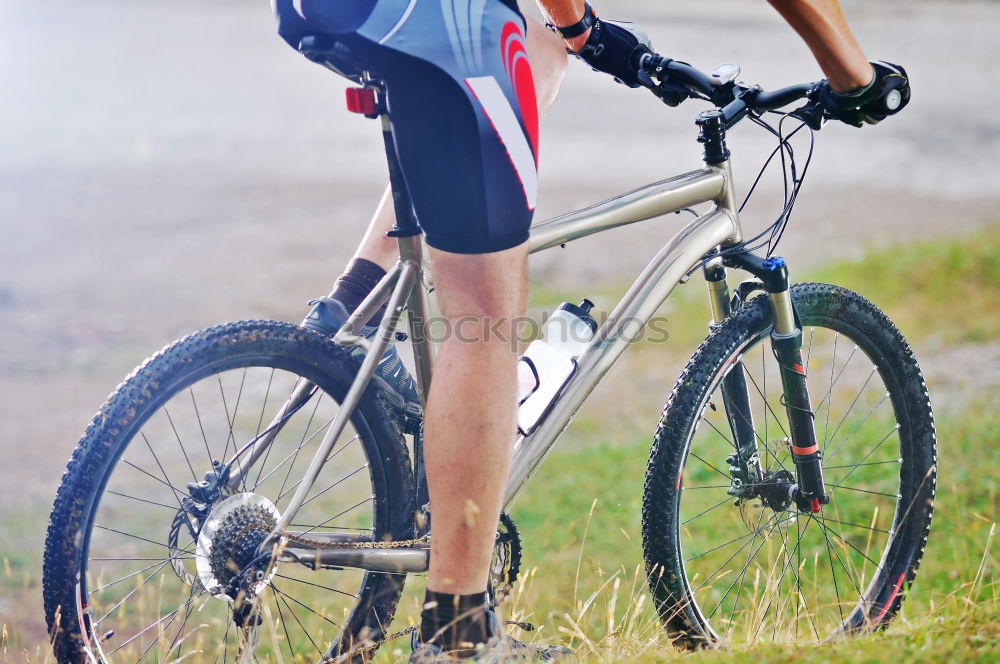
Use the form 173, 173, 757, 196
43, 320, 415, 662
642, 283, 936, 646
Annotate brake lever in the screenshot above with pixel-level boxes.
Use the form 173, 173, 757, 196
790, 101, 825, 130
787, 83, 827, 130
637, 69, 690, 108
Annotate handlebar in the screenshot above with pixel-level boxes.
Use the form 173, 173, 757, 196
634, 52, 828, 130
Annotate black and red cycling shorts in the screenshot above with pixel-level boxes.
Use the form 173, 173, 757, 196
274, 0, 538, 254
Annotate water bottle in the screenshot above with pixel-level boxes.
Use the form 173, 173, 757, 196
517, 299, 597, 435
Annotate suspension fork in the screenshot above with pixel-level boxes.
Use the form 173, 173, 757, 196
724, 252, 829, 513
704, 259, 763, 496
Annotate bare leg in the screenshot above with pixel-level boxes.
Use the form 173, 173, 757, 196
347, 16, 567, 272
423, 243, 529, 594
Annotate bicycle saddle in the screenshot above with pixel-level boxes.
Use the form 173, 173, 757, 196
298, 35, 364, 84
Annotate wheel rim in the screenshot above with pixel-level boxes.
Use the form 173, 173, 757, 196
78, 362, 386, 662
675, 318, 914, 644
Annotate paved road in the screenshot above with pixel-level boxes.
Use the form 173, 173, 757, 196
0, 0, 997, 643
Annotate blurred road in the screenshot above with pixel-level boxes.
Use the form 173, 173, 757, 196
0, 0, 997, 644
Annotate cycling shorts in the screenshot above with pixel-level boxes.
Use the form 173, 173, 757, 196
274, 0, 539, 254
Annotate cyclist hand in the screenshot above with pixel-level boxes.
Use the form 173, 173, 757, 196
574, 18, 652, 88
819, 61, 911, 127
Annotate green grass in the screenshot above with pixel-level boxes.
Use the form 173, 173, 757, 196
809, 230, 1000, 345
3, 230, 998, 662
487, 409, 997, 663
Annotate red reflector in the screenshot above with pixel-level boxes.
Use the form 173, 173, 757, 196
346, 88, 377, 115
810, 498, 821, 513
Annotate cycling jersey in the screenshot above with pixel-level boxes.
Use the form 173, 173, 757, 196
274, 0, 538, 254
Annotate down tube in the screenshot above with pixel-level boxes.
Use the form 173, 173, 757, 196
503, 207, 737, 506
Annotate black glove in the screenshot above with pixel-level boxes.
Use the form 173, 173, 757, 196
818, 61, 911, 127
575, 18, 652, 88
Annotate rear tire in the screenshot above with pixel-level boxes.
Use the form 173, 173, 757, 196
642, 284, 936, 646
43, 320, 415, 662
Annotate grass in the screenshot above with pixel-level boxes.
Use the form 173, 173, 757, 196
3, 231, 998, 662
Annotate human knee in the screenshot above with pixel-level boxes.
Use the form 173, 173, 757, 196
429, 245, 528, 322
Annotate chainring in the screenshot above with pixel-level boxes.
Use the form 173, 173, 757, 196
488, 512, 522, 606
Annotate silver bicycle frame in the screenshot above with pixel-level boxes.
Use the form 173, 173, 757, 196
250, 157, 745, 572
508, 162, 741, 504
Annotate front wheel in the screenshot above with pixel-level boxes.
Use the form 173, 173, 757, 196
642, 283, 936, 646
43, 321, 415, 663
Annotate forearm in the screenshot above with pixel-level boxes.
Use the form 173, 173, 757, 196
535, 0, 590, 51
767, 0, 872, 92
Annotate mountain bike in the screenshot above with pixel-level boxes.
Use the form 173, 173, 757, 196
42, 45, 936, 663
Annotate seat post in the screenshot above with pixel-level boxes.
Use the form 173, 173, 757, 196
365, 75, 422, 239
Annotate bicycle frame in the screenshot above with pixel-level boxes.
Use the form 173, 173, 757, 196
241, 86, 823, 575
251, 163, 751, 571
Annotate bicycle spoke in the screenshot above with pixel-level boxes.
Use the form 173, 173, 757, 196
299, 463, 369, 508
692, 512, 781, 589
826, 484, 897, 499
106, 490, 181, 512
272, 589, 315, 658
251, 368, 277, 488
155, 588, 199, 664
698, 413, 736, 451
141, 432, 187, 508
272, 586, 324, 656
814, 344, 861, 421
268, 433, 360, 507
709, 506, 768, 626
297, 496, 374, 537
823, 332, 840, 449
822, 365, 878, 448
274, 573, 359, 599
682, 496, 733, 526
274, 389, 327, 500
823, 459, 898, 470
750, 515, 802, 642
745, 366, 790, 440
105, 594, 196, 656
91, 555, 187, 594
93, 524, 198, 557
685, 528, 758, 563
688, 451, 732, 483
823, 392, 890, 462
218, 373, 249, 493
189, 386, 215, 468
164, 407, 200, 482
810, 515, 890, 535
811, 518, 882, 569
121, 459, 192, 501
272, 583, 344, 630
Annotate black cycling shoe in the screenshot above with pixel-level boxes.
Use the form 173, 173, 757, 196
302, 296, 421, 415
409, 609, 573, 663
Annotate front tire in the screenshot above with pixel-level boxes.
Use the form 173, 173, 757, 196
43, 321, 414, 662
642, 284, 936, 646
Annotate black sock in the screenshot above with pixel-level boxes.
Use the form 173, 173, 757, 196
419, 589, 489, 658
330, 258, 387, 326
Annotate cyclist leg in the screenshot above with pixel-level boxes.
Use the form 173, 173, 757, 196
276, 0, 544, 654
363, 2, 536, 602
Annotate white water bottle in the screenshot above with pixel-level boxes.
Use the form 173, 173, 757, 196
517, 299, 597, 435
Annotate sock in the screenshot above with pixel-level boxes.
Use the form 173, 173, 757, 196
419, 589, 489, 658
330, 258, 387, 326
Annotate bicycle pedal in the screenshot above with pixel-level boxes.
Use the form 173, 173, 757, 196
400, 402, 423, 435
